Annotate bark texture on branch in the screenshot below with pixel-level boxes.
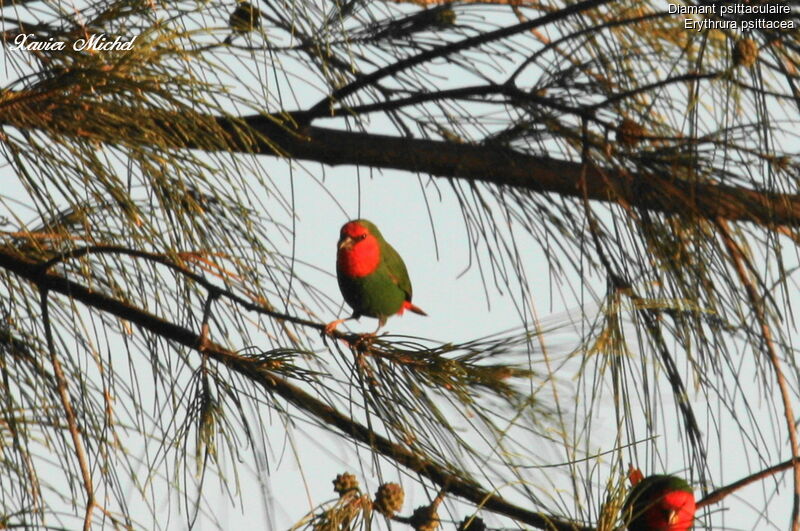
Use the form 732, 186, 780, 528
2, 100, 796, 226
217, 114, 800, 227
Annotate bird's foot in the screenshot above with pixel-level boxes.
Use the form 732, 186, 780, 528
324, 318, 347, 337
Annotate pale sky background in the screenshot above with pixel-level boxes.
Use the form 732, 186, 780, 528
2, 1, 798, 530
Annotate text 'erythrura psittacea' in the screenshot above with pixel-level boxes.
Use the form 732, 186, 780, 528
624, 472, 695, 531
326, 219, 426, 334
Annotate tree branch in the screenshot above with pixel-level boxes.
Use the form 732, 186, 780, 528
304, 0, 613, 118
0, 247, 594, 531
219, 116, 800, 227
3, 104, 798, 226
716, 218, 800, 531
39, 290, 97, 531
697, 457, 800, 509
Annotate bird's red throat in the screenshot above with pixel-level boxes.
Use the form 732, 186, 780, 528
653, 490, 695, 530
337, 224, 380, 277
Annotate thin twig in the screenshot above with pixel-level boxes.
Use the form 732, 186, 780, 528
578, 134, 708, 479
33, 244, 337, 335
698, 457, 800, 509
39, 289, 96, 531
305, 0, 611, 117
198, 291, 219, 352
716, 218, 800, 531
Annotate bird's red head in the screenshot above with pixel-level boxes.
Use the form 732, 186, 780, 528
641, 489, 695, 531
625, 473, 695, 531
337, 220, 381, 277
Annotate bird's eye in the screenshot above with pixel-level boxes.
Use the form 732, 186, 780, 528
356, 234, 367, 241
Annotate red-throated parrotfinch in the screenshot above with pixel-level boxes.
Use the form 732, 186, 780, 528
326, 219, 426, 334
624, 469, 695, 531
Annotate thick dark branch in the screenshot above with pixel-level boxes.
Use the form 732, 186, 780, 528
2, 102, 798, 225
0, 247, 592, 531
216, 115, 800, 226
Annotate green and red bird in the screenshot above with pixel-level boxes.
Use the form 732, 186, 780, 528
326, 219, 427, 334
624, 470, 695, 531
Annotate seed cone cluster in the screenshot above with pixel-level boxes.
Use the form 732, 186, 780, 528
617, 118, 645, 148
332, 472, 359, 496
373, 482, 405, 518
457, 516, 487, 531
733, 38, 758, 68
229, 1, 260, 33
410, 503, 440, 531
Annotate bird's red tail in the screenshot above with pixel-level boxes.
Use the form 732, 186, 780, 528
401, 301, 428, 316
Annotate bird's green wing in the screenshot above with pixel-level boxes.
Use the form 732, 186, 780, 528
379, 239, 413, 300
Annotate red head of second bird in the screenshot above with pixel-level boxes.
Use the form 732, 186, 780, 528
625, 473, 695, 531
